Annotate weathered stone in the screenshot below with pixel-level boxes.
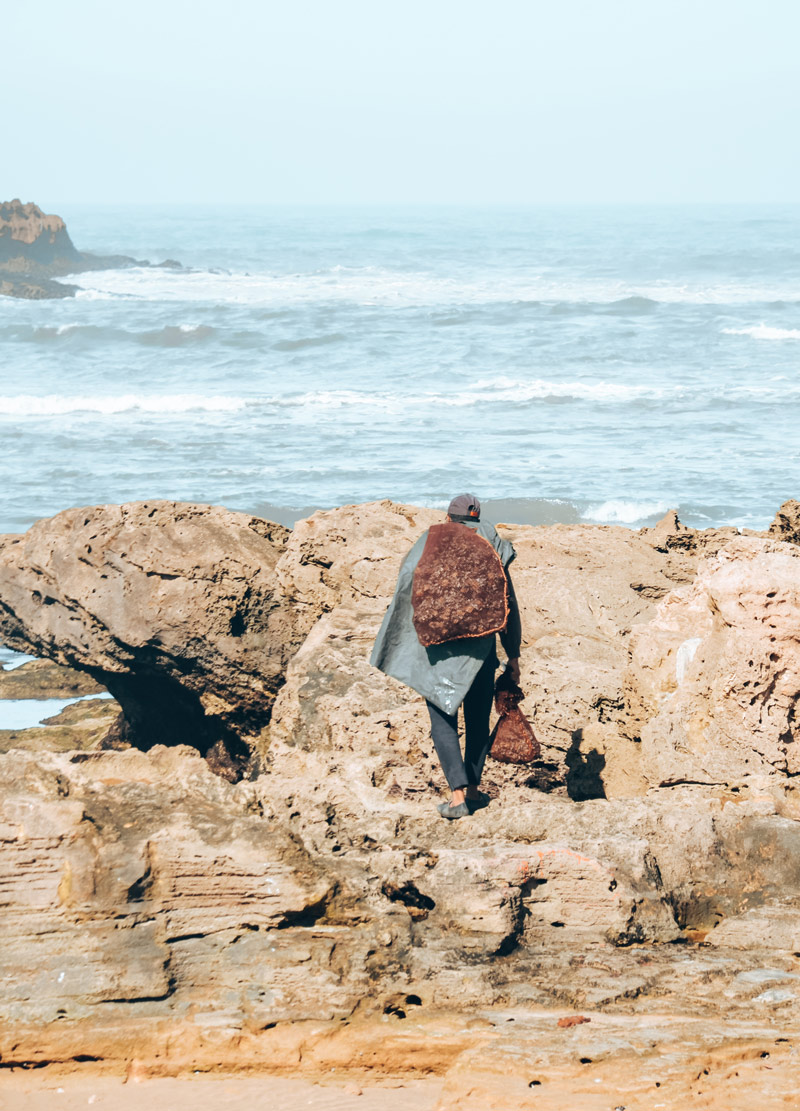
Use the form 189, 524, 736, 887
435, 1010, 800, 1111
769, 498, 800, 545
626, 538, 800, 786
0, 748, 335, 1028
0, 696, 120, 754
0, 199, 167, 299
266, 501, 742, 802
3, 498, 800, 1099
1, 747, 800, 1084
0, 658, 105, 699
0, 199, 81, 264
0, 502, 299, 775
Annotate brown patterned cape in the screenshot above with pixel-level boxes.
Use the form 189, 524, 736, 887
411, 522, 509, 647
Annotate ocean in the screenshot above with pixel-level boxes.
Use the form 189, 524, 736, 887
1, 203, 799, 537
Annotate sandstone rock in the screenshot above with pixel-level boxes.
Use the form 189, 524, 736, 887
0, 199, 169, 299
0, 199, 81, 264
706, 904, 800, 950
626, 537, 800, 786
267, 502, 735, 802
0, 274, 78, 299
435, 1009, 799, 1111
0, 502, 299, 776
3, 500, 800, 1100
0, 498, 791, 802
0, 747, 353, 1041
0, 696, 120, 754
0, 658, 105, 699
1, 747, 800, 1082
769, 498, 800, 545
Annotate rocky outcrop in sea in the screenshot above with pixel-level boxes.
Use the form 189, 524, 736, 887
0, 199, 179, 299
1, 499, 799, 1107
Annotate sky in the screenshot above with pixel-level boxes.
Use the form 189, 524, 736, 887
3, 0, 799, 204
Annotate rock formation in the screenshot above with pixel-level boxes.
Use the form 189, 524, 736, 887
769, 497, 800, 545
0, 200, 82, 266
0, 198, 174, 299
0, 501, 297, 777
0, 658, 103, 700
626, 536, 800, 787
1, 743, 800, 1104
1, 498, 800, 1104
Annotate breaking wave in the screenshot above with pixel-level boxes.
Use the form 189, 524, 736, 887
5, 375, 800, 421
468, 376, 664, 402
65, 265, 800, 310
138, 324, 216, 346
0, 394, 247, 416
583, 500, 671, 524
723, 324, 800, 340
0, 322, 274, 348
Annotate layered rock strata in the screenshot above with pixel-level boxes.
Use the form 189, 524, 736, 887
1, 499, 800, 1104
0, 502, 296, 777
0, 199, 172, 299
0, 200, 82, 265
1, 745, 800, 1107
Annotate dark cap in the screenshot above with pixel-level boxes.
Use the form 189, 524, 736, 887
447, 493, 481, 520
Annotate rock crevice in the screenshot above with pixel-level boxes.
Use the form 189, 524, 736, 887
2, 499, 800, 1099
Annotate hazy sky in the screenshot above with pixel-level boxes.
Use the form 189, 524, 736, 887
5, 0, 798, 204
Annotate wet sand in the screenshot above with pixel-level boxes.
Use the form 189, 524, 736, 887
0, 1073, 442, 1111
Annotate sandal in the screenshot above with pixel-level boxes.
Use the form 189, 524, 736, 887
437, 800, 469, 820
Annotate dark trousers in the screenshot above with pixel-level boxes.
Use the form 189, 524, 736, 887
426, 653, 496, 791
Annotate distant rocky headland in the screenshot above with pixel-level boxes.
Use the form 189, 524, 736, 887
1, 499, 800, 1105
0, 198, 180, 299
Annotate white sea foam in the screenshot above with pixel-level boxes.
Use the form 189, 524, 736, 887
5, 376, 797, 423
65, 265, 800, 310
470, 376, 665, 402
26, 323, 89, 339
73, 288, 120, 301
0, 383, 651, 420
723, 324, 800, 340
583, 500, 670, 524
276, 378, 665, 411
0, 394, 247, 416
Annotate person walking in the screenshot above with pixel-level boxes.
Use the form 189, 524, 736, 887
371, 494, 521, 819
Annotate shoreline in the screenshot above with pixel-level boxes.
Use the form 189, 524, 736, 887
1, 494, 777, 541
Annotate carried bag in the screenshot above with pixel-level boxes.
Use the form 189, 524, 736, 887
489, 670, 540, 764
411, 523, 508, 648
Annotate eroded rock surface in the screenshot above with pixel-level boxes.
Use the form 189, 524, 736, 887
266, 501, 750, 804
0, 199, 172, 299
0, 501, 299, 776
0, 199, 81, 265
0, 746, 800, 1102
4, 498, 799, 794
770, 497, 800, 545
626, 537, 800, 787
0, 658, 104, 700
3, 499, 800, 1101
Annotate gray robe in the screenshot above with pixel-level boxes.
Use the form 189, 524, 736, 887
370, 520, 516, 715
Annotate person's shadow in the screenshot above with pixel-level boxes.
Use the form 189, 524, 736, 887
565, 728, 606, 800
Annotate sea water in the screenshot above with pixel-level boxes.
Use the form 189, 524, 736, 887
1, 203, 799, 536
